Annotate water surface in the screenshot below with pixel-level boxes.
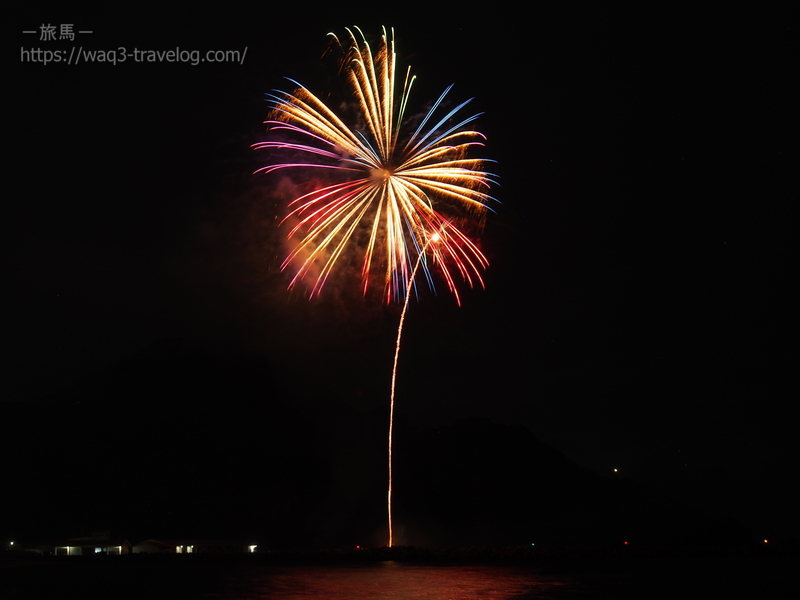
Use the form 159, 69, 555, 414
206, 562, 574, 599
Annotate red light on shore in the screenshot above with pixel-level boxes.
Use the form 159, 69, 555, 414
623, 541, 628, 545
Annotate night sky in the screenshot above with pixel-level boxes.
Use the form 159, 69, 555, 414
7, 4, 796, 547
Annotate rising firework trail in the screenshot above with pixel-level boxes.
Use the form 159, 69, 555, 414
256, 27, 495, 547
388, 230, 440, 547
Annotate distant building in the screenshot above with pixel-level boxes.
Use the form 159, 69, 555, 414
24, 531, 256, 555
27, 531, 131, 555
132, 539, 257, 554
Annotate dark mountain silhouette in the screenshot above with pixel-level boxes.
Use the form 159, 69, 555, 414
5, 337, 751, 549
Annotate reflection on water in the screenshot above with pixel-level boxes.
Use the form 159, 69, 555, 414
206, 562, 572, 599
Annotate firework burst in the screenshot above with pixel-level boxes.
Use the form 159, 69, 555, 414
255, 26, 496, 305
256, 27, 496, 548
